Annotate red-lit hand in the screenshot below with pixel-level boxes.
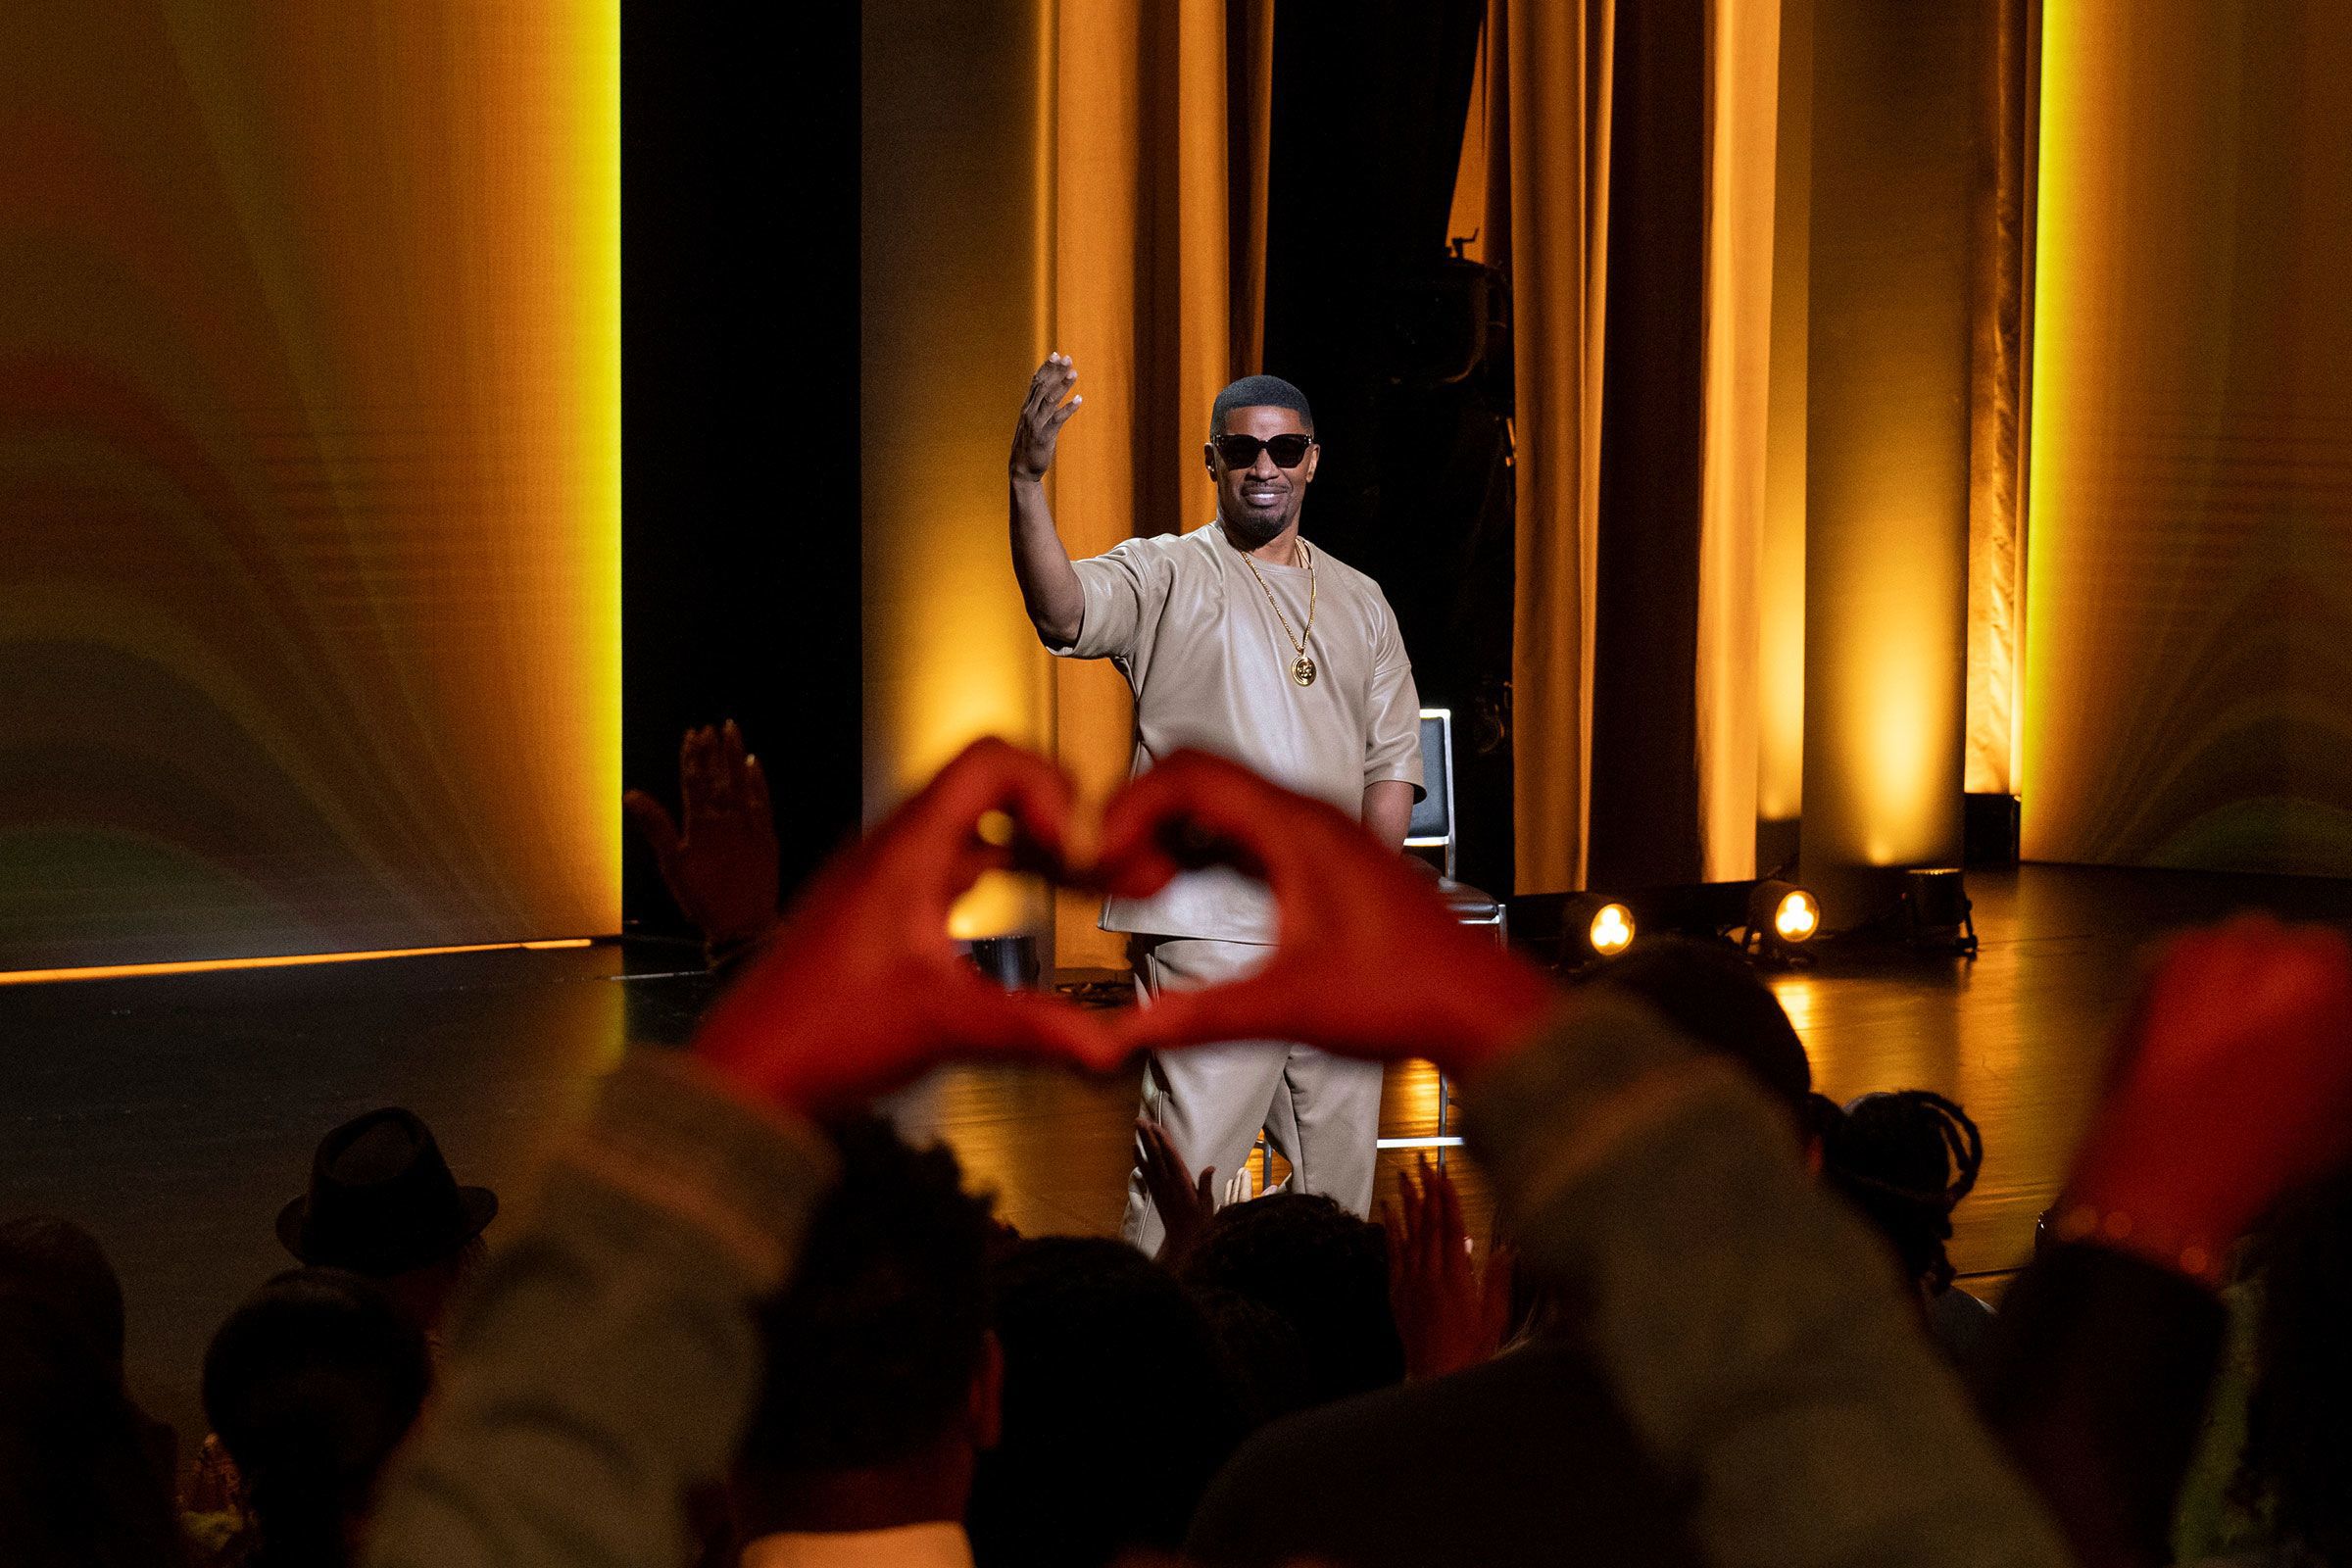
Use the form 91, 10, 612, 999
692, 738, 1125, 1112
623, 720, 782, 955
1385, 1152, 1515, 1380
2065, 914, 2352, 1276
1097, 751, 1557, 1077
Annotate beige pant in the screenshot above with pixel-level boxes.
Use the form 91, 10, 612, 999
1119, 936, 1384, 1254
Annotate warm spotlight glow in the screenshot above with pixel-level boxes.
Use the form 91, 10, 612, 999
1748, 878, 1820, 950
863, 7, 1056, 946
1798, 2, 1975, 916
1774, 889, 1819, 942
1558, 893, 1636, 966
1589, 902, 1636, 956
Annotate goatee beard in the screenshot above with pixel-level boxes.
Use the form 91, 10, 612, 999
1222, 506, 1289, 548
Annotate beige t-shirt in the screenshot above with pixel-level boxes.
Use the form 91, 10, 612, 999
1051, 520, 1424, 942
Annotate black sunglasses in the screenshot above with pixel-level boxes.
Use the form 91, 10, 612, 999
1209, 432, 1316, 469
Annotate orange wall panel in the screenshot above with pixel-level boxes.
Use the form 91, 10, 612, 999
0, 3, 620, 969
2023, 0, 2352, 873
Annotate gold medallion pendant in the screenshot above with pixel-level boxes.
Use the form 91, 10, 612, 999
1236, 536, 1321, 692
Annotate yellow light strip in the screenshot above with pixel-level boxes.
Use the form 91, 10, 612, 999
0, 938, 597, 987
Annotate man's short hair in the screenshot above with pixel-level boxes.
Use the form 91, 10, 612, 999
1578, 936, 1812, 1115
1179, 1192, 1402, 1407
970, 1237, 1243, 1567
202, 1268, 430, 1544
0, 1216, 125, 1371
742, 1116, 995, 1473
1211, 374, 1315, 435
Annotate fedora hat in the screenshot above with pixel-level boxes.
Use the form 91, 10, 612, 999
276, 1107, 497, 1277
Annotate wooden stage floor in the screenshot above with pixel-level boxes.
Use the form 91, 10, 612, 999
7, 862, 2351, 1468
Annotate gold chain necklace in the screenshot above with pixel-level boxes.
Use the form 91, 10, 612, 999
1237, 537, 1318, 686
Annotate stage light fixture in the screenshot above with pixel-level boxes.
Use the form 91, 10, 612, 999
1903, 868, 1978, 956
1559, 893, 1636, 967
1744, 879, 1821, 962
1591, 901, 1636, 956
1773, 888, 1819, 943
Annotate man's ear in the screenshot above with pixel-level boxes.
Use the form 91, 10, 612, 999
1202, 441, 1218, 478
969, 1329, 1005, 1452
1302, 442, 1320, 484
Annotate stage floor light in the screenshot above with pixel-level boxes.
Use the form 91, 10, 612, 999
1774, 888, 1820, 942
1745, 879, 1821, 962
1561, 893, 1637, 967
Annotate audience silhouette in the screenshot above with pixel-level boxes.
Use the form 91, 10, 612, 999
201, 1270, 429, 1568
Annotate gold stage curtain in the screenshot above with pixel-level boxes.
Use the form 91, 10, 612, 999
859, 1, 1267, 958
1496, 0, 2042, 894
1756, 0, 1812, 844
860, 0, 1054, 943
1496, 0, 1782, 892
1045, 0, 1271, 966
1694, 0, 1783, 881
1497, 0, 1613, 895
1965, 0, 2037, 797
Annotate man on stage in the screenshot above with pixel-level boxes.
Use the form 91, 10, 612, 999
1007, 354, 1425, 1251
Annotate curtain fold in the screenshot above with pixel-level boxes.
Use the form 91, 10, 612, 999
1226, 0, 1274, 376
1693, 0, 1782, 881
1503, 0, 1783, 893
1964, 0, 2035, 797
1503, 0, 1612, 894
1756, 0, 1812, 844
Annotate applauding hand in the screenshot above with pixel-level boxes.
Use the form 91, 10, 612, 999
624, 721, 782, 956
1385, 1153, 1514, 1380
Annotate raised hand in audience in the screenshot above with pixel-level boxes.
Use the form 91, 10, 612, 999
623, 720, 782, 957
1384, 1152, 1514, 1380
693, 737, 1126, 1111
1099, 750, 1556, 1073
1136, 1116, 1219, 1268
2061, 913, 2352, 1282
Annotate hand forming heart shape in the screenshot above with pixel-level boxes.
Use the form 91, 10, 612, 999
692, 738, 1556, 1115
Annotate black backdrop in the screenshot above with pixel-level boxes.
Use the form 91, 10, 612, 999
1261, 0, 1515, 897
621, 3, 864, 934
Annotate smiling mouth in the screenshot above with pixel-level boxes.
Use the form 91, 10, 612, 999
1242, 486, 1284, 506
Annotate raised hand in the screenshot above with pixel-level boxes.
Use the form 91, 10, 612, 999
2063, 914, 2352, 1279
1097, 751, 1557, 1077
1136, 1116, 1218, 1267
691, 738, 1126, 1113
1385, 1152, 1515, 1380
624, 721, 782, 955
1010, 353, 1083, 480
